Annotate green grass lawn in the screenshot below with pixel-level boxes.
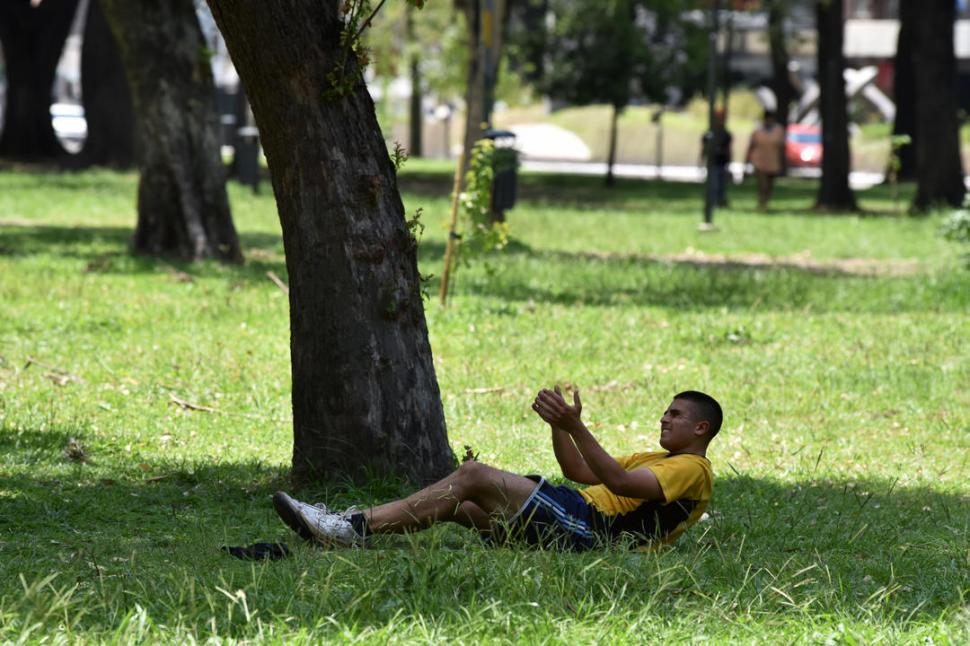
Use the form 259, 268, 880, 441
1, 163, 968, 643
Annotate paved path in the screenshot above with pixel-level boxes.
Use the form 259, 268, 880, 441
519, 160, 887, 190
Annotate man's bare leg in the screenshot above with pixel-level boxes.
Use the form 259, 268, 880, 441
360, 461, 537, 534
452, 501, 492, 532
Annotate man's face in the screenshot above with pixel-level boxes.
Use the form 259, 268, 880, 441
659, 399, 705, 451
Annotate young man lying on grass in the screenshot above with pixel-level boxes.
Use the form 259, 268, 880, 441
274, 388, 721, 551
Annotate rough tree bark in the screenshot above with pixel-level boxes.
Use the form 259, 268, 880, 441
0, 0, 79, 162
815, 0, 856, 211
889, 0, 917, 181
205, 0, 455, 485
912, 1, 965, 210
75, 0, 136, 168
100, 0, 242, 262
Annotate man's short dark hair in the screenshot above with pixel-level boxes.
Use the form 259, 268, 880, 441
673, 391, 723, 438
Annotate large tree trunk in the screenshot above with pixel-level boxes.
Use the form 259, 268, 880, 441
889, 0, 917, 181
75, 0, 136, 168
406, 6, 422, 158
912, 1, 965, 211
205, 0, 455, 485
815, 0, 856, 211
0, 0, 79, 162
100, 0, 241, 262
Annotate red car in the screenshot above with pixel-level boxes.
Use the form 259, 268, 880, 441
786, 124, 822, 168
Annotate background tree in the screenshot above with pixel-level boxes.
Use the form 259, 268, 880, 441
406, 6, 423, 157
766, 0, 794, 175
911, 1, 964, 210
0, 0, 79, 162
888, 0, 916, 181
205, 0, 455, 485
100, 0, 241, 262
512, 0, 705, 186
75, 0, 136, 168
814, 0, 855, 211
367, 1, 463, 156
456, 0, 508, 175
505, 0, 547, 86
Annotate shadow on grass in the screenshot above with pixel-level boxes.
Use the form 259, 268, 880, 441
0, 224, 288, 283
0, 425, 966, 637
3, 222, 964, 314
422, 244, 966, 314
399, 169, 913, 217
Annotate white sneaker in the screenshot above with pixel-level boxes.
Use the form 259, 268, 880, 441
314, 502, 361, 518
311, 512, 363, 547
273, 491, 363, 546
273, 491, 318, 542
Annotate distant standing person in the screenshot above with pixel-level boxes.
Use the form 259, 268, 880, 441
701, 108, 733, 207
747, 110, 785, 210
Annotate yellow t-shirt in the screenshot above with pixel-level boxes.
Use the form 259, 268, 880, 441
579, 452, 713, 545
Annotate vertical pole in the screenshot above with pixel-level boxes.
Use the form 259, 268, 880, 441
703, 0, 720, 227
442, 1, 489, 305
438, 149, 467, 306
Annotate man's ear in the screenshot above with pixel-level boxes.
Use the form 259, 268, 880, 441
693, 420, 710, 437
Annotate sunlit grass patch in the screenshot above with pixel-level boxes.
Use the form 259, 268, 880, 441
0, 165, 967, 643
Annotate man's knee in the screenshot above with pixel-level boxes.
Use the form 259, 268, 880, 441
455, 460, 493, 489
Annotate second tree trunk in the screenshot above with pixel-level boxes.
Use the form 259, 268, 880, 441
101, 0, 242, 262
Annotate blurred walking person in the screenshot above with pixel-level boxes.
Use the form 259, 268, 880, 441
701, 108, 733, 207
747, 110, 785, 210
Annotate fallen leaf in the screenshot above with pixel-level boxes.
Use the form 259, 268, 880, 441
64, 438, 89, 463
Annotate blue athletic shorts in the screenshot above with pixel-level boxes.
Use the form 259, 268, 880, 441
506, 475, 599, 551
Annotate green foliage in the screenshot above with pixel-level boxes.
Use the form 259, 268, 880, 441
887, 134, 912, 174
940, 208, 970, 244
507, 0, 708, 110
325, 0, 433, 100
404, 206, 425, 248
365, 0, 467, 100
389, 139, 409, 170
457, 139, 510, 265
887, 134, 912, 210
940, 202, 970, 266
197, 44, 214, 66
0, 167, 967, 643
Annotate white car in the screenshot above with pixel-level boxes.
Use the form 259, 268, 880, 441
50, 102, 87, 151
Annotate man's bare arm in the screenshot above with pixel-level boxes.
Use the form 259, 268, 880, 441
568, 425, 663, 501
537, 387, 599, 483
550, 425, 601, 485
534, 387, 664, 501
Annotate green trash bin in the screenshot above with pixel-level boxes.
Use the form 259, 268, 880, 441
484, 129, 518, 220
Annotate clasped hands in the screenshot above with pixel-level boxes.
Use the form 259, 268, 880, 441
532, 385, 584, 434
